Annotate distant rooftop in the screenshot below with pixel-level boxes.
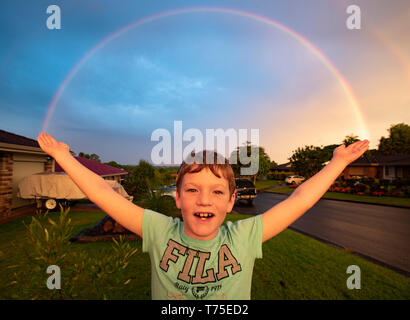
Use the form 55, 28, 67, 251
55, 156, 129, 176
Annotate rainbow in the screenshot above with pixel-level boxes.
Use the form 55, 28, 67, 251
42, 6, 370, 139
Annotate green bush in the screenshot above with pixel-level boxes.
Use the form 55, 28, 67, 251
9, 204, 138, 299
142, 190, 181, 219
338, 177, 410, 197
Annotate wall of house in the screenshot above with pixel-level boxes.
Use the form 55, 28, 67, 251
0, 151, 54, 223
0, 152, 13, 221
103, 175, 123, 183
342, 166, 381, 179
12, 153, 47, 208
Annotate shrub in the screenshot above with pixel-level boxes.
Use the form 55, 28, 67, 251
9, 205, 138, 299
142, 190, 181, 219
354, 183, 367, 193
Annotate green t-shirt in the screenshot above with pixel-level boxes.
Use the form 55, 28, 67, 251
142, 208, 263, 300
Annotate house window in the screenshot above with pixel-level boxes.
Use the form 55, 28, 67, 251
385, 166, 395, 177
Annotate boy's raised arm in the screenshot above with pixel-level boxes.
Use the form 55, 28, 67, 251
37, 132, 144, 237
261, 140, 370, 243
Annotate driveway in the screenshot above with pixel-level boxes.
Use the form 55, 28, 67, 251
234, 192, 410, 275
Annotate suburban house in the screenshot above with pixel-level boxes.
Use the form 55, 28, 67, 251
269, 162, 293, 177
270, 154, 410, 181
54, 157, 129, 183
341, 154, 410, 180
0, 129, 129, 223
0, 129, 54, 223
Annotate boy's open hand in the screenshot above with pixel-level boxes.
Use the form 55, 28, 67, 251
332, 139, 370, 166
37, 132, 70, 158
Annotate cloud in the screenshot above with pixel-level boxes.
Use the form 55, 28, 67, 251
134, 55, 161, 72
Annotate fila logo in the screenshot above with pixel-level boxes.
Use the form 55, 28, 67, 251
159, 239, 242, 284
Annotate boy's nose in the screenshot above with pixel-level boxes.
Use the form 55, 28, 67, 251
196, 192, 212, 206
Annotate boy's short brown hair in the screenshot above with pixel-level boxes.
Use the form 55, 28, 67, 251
176, 150, 236, 197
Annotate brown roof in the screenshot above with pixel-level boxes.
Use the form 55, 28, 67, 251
271, 162, 292, 170
0, 129, 130, 176
350, 154, 410, 166
55, 156, 129, 176
0, 129, 40, 148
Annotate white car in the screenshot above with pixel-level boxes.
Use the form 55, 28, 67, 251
285, 175, 305, 185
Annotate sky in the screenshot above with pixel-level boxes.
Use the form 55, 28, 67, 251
0, 0, 409, 166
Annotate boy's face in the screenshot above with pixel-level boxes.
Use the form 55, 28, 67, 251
175, 166, 235, 241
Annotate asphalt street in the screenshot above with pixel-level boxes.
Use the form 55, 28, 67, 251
233, 192, 410, 275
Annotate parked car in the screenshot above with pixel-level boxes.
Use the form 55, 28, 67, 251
235, 178, 257, 205
285, 175, 305, 185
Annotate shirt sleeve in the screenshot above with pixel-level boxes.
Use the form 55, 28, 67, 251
227, 215, 263, 259
142, 208, 175, 253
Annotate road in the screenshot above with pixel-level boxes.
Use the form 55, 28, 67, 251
233, 192, 410, 275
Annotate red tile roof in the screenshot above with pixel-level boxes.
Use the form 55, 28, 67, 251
55, 157, 129, 176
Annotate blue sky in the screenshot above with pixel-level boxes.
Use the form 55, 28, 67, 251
1, 0, 409, 165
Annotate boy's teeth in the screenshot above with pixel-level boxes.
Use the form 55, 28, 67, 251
196, 212, 213, 218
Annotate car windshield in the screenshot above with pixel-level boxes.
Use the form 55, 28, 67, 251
235, 179, 254, 188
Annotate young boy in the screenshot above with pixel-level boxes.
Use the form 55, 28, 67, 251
37, 132, 369, 299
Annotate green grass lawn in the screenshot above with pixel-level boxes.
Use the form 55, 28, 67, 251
255, 180, 281, 190
266, 186, 410, 208
0, 210, 408, 299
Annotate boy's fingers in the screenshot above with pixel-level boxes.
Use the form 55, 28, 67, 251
37, 133, 45, 143
43, 133, 55, 145
360, 140, 370, 148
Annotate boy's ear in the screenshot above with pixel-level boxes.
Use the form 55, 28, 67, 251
175, 190, 181, 209
227, 192, 235, 212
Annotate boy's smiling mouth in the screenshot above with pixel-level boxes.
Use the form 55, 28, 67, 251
194, 212, 215, 221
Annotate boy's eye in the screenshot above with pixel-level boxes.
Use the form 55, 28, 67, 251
185, 189, 223, 194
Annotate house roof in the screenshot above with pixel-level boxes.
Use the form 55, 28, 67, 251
0, 129, 40, 148
0, 129, 130, 175
55, 156, 129, 177
271, 162, 292, 170
0, 128, 47, 155
350, 154, 410, 166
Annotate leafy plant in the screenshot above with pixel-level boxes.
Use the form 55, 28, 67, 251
142, 190, 181, 219
10, 204, 138, 299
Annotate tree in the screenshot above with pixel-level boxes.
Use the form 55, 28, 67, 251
289, 145, 322, 178
229, 141, 272, 183
78, 152, 101, 163
104, 160, 123, 169
123, 160, 155, 200
289, 144, 339, 178
343, 134, 360, 146
378, 123, 410, 155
